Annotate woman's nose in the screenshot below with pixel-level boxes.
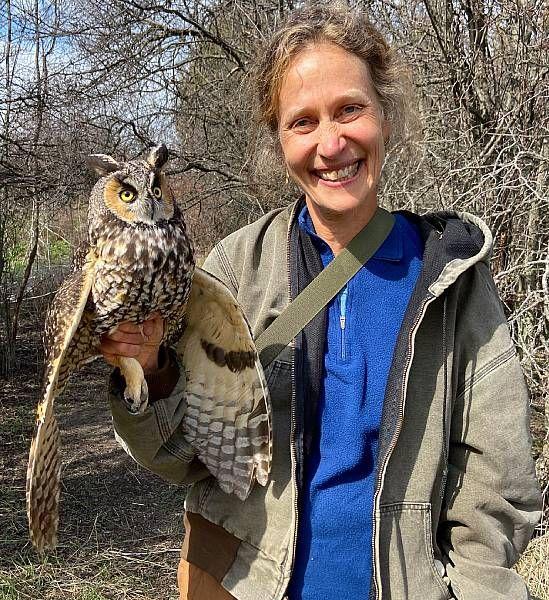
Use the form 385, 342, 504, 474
317, 122, 346, 158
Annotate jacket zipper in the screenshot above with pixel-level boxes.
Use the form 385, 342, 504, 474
340, 285, 348, 360
286, 203, 300, 586
371, 295, 437, 599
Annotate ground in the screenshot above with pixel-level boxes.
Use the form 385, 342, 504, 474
0, 352, 185, 600
1, 324, 547, 599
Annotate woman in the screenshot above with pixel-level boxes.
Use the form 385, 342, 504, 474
101, 4, 541, 599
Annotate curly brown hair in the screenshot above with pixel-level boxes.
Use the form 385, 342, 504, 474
252, 1, 412, 149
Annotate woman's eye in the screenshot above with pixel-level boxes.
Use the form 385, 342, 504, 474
119, 189, 135, 202
152, 186, 162, 199
292, 118, 315, 131
341, 105, 361, 117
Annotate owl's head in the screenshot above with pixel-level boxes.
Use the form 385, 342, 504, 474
87, 144, 174, 225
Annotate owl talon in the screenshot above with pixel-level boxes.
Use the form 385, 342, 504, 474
123, 378, 149, 414
113, 356, 149, 414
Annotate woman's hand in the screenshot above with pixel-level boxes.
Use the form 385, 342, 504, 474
100, 314, 165, 375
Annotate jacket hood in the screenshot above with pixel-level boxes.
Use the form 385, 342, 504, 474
401, 210, 493, 298
282, 201, 493, 300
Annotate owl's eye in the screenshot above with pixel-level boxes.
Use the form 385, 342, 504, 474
119, 189, 135, 203
152, 186, 162, 199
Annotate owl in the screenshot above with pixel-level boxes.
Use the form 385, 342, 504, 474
26, 145, 272, 553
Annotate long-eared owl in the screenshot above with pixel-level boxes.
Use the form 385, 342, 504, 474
26, 145, 272, 553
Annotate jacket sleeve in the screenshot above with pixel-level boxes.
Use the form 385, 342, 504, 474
107, 242, 236, 485
441, 263, 542, 600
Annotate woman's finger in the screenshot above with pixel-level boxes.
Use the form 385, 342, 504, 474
106, 329, 149, 344
142, 320, 156, 338
116, 322, 143, 334
143, 316, 164, 339
101, 351, 117, 366
110, 316, 164, 339
100, 338, 141, 358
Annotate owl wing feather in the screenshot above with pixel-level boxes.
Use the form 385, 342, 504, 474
175, 268, 272, 500
26, 250, 97, 553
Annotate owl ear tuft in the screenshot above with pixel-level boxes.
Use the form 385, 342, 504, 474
87, 154, 120, 176
147, 144, 169, 170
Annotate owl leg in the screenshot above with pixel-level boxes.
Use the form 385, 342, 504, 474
111, 356, 149, 414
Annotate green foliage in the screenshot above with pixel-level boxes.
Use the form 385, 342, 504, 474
6, 242, 27, 274
0, 561, 49, 599
6, 234, 71, 275
48, 239, 71, 263
0, 575, 19, 600
78, 587, 109, 600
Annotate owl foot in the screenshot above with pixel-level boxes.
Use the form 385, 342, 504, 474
112, 356, 149, 415
123, 378, 149, 414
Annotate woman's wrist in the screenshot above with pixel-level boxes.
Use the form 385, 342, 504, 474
143, 346, 180, 401
142, 346, 163, 375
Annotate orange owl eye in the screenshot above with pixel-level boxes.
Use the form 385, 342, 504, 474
119, 189, 135, 202
152, 186, 162, 199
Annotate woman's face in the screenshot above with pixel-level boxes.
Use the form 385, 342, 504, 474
278, 43, 389, 220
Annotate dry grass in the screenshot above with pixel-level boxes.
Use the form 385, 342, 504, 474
1, 324, 547, 599
0, 354, 185, 600
516, 533, 549, 600
0, 550, 180, 599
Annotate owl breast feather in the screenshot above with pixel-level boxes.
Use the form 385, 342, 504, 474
90, 214, 194, 334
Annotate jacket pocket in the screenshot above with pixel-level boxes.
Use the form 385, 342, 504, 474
378, 502, 452, 600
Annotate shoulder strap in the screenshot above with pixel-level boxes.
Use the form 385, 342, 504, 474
256, 207, 395, 368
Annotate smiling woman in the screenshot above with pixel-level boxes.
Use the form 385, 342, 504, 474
104, 3, 542, 600
277, 43, 389, 252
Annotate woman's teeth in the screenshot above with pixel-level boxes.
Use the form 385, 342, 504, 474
317, 161, 360, 182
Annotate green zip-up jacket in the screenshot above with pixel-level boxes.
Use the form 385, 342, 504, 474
109, 202, 541, 600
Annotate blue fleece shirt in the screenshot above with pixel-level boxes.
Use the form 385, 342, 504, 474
287, 207, 424, 600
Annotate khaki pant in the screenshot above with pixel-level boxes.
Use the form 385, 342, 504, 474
178, 558, 237, 600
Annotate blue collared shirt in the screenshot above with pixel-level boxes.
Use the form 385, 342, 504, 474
287, 205, 424, 600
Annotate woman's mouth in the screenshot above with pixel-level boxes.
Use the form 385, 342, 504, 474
314, 160, 362, 184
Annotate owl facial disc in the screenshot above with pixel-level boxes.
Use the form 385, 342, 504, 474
87, 144, 174, 225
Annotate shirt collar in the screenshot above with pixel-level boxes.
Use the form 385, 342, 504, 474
297, 204, 403, 262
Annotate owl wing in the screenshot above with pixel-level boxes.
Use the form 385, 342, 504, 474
27, 250, 97, 553
175, 267, 272, 500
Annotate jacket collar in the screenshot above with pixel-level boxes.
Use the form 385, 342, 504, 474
286, 201, 493, 297
297, 203, 403, 262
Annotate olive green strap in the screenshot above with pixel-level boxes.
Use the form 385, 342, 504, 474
256, 207, 395, 368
